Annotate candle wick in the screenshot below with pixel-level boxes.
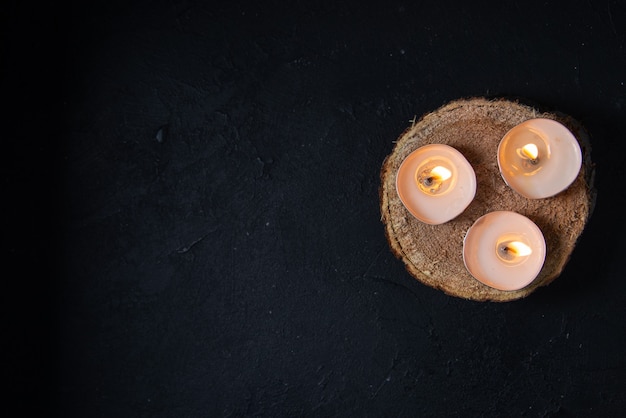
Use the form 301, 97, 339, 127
500, 245, 518, 258
424, 177, 434, 187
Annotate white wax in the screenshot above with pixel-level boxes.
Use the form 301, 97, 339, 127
463, 211, 546, 291
497, 118, 582, 199
396, 144, 476, 225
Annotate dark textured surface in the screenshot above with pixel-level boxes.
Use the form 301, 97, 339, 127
6, 0, 626, 416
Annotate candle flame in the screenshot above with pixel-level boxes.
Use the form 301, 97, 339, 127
521, 143, 539, 161
506, 241, 532, 257
430, 165, 452, 181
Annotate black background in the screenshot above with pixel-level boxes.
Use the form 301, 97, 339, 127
5, 0, 626, 416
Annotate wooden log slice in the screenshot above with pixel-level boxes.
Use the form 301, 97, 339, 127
379, 98, 594, 301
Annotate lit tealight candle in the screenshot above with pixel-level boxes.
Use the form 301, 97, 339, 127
497, 118, 582, 199
396, 144, 476, 224
463, 211, 546, 291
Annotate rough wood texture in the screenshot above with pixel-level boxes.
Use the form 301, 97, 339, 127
380, 98, 594, 302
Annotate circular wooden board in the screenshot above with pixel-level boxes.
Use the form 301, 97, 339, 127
379, 98, 594, 302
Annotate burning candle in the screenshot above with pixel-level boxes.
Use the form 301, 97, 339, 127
463, 211, 546, 291
396, 144, 476, 224
497, 118, 582, 199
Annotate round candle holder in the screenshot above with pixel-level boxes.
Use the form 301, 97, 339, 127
396, 144, 476, 225
497, 118, 582, 199
379, 98, 594, 302
463, 211, 546, 291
